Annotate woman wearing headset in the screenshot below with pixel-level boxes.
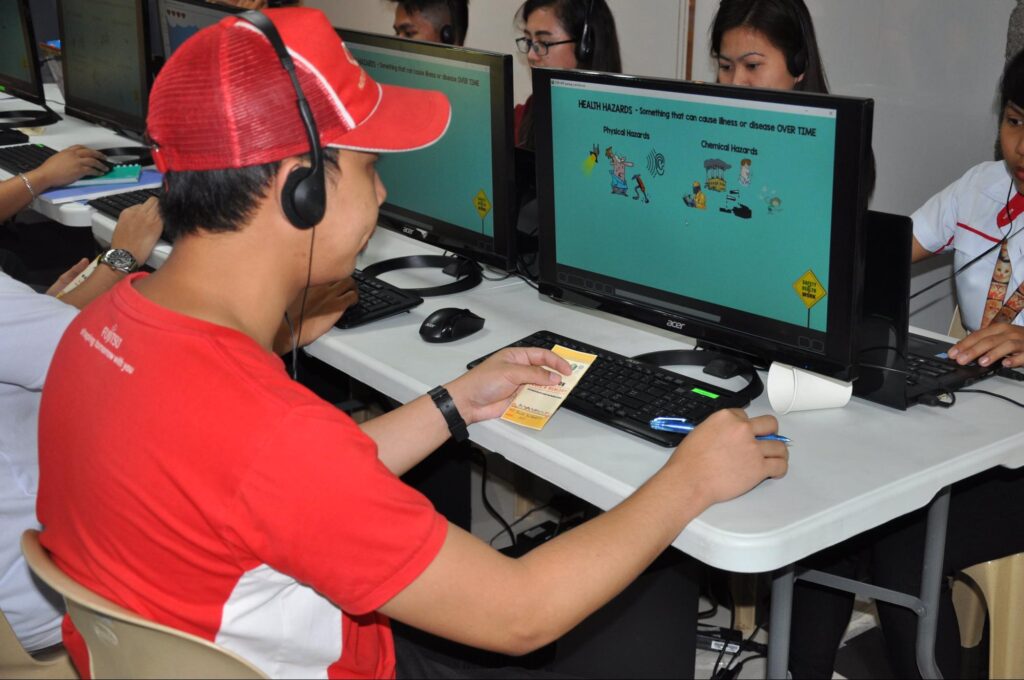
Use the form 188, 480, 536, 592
514, 0, 622, 149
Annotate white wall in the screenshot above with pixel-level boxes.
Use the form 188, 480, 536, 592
310, 0, 1016, 332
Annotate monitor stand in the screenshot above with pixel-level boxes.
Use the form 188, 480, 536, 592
0, 108, 61, 128
361, 254, 482, 297
632, 348, 765, 405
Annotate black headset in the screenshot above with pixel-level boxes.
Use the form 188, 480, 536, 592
784, 0, 812, 78
239, 11, 326, 230
575, 0, 596, 63
439, 0, 459, 45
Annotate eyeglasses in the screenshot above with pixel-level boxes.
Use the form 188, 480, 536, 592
515, 36, 576, 56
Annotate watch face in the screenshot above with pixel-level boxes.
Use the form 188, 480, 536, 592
103, 249, 137, 274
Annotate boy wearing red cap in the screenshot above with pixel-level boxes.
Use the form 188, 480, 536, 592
37, 8, 787, 678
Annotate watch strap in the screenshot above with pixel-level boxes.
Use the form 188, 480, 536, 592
428, 385, 469, 443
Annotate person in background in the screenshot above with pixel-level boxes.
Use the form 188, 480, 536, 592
0, 198, 161, 654
710, 0, 828, 92
390, 0, 469, 46
514, 0, 621, 149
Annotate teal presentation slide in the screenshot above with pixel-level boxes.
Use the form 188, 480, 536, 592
0, 1, 32, 84
348, 44, 495, 238
550, 82, 837, 331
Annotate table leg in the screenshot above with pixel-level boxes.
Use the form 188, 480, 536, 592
766, 564, 795, 679
916, 485, 951, 679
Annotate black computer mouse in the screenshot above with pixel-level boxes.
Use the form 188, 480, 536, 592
419, 307, 485, 343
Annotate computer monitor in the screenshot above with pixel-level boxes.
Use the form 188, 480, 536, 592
337, 29, 517, 293
157, 0, 242, 58
533, 69, 874, 379
56, 0, 152, 146
0, 0, 60, 127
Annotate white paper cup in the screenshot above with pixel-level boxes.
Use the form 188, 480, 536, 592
767, 362, 853, 414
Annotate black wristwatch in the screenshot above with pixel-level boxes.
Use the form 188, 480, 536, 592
428, 385, 469, 442
99, 248, 139, 275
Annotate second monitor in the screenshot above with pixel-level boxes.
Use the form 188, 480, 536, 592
338, 30, 516, 294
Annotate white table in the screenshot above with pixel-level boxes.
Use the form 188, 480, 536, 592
1, 85, 144, 227
302, 228, 1024, 678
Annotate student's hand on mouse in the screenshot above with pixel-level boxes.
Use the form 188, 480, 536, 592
947, 323, 1024, 369
45, 258, 91, 297
31, 145, 109, 191
446, 347, 571, 424
110, 197, 163, 266
273, 278, 359, 354
667, 409, 788, 507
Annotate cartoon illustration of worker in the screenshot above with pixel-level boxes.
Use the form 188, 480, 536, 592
632, 174, 650, 203
606, 146, 633, 196
739, 158, 752, 186
683, 181, 706, 210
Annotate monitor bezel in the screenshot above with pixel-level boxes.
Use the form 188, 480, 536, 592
0, 0, 48, 109
56, 0, 152, 138
157, 0, 243, 58
336, 28, 517, 272
533, 68, 873, 379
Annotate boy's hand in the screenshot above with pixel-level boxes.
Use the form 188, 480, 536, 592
947, 323, 1024, 368
446, 347, 572, 425
667, 409, 789, 507
110, 197, 163, 265
273, 278, 359, 354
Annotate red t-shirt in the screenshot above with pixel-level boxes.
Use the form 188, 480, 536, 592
37, 274, 447, 679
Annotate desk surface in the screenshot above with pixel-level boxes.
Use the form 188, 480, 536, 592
92, 189, 1024, 575
302, 229, 1024, 574
1, 86, 141, 227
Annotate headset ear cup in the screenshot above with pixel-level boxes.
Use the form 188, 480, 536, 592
788, 49, 807, 78
282, 166, 325, 230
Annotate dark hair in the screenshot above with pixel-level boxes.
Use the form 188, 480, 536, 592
159, 149, 339, 241
517, 0, 621, 73
710, 0, 829, 94
1002, 48, 1024, 111
515, 0, 622, 148
391, 0, 470, 46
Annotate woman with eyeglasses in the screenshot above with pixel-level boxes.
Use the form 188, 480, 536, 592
513, 0, 621, 149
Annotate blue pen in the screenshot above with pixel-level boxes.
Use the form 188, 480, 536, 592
649, 417, 792, 443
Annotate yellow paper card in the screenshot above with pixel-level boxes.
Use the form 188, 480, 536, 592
500, 345, 596, 430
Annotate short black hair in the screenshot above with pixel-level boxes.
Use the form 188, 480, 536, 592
710, 0, 829, 94
159, 149, 339, 241
390, 0, 470, 45
1002, 48, 1024, 111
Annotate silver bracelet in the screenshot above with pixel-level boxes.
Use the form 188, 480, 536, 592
18, 173, 36, 201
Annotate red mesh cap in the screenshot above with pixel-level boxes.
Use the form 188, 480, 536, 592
147, 8, 451, 172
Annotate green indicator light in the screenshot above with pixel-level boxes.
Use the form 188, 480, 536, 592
692, 388, 719, 399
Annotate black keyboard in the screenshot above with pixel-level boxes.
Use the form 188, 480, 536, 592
88, 188, 161, 219
905, 352, 959, 387
0, 143, 57, 174
470, 330, 750, 447
334, 269, 424, 328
